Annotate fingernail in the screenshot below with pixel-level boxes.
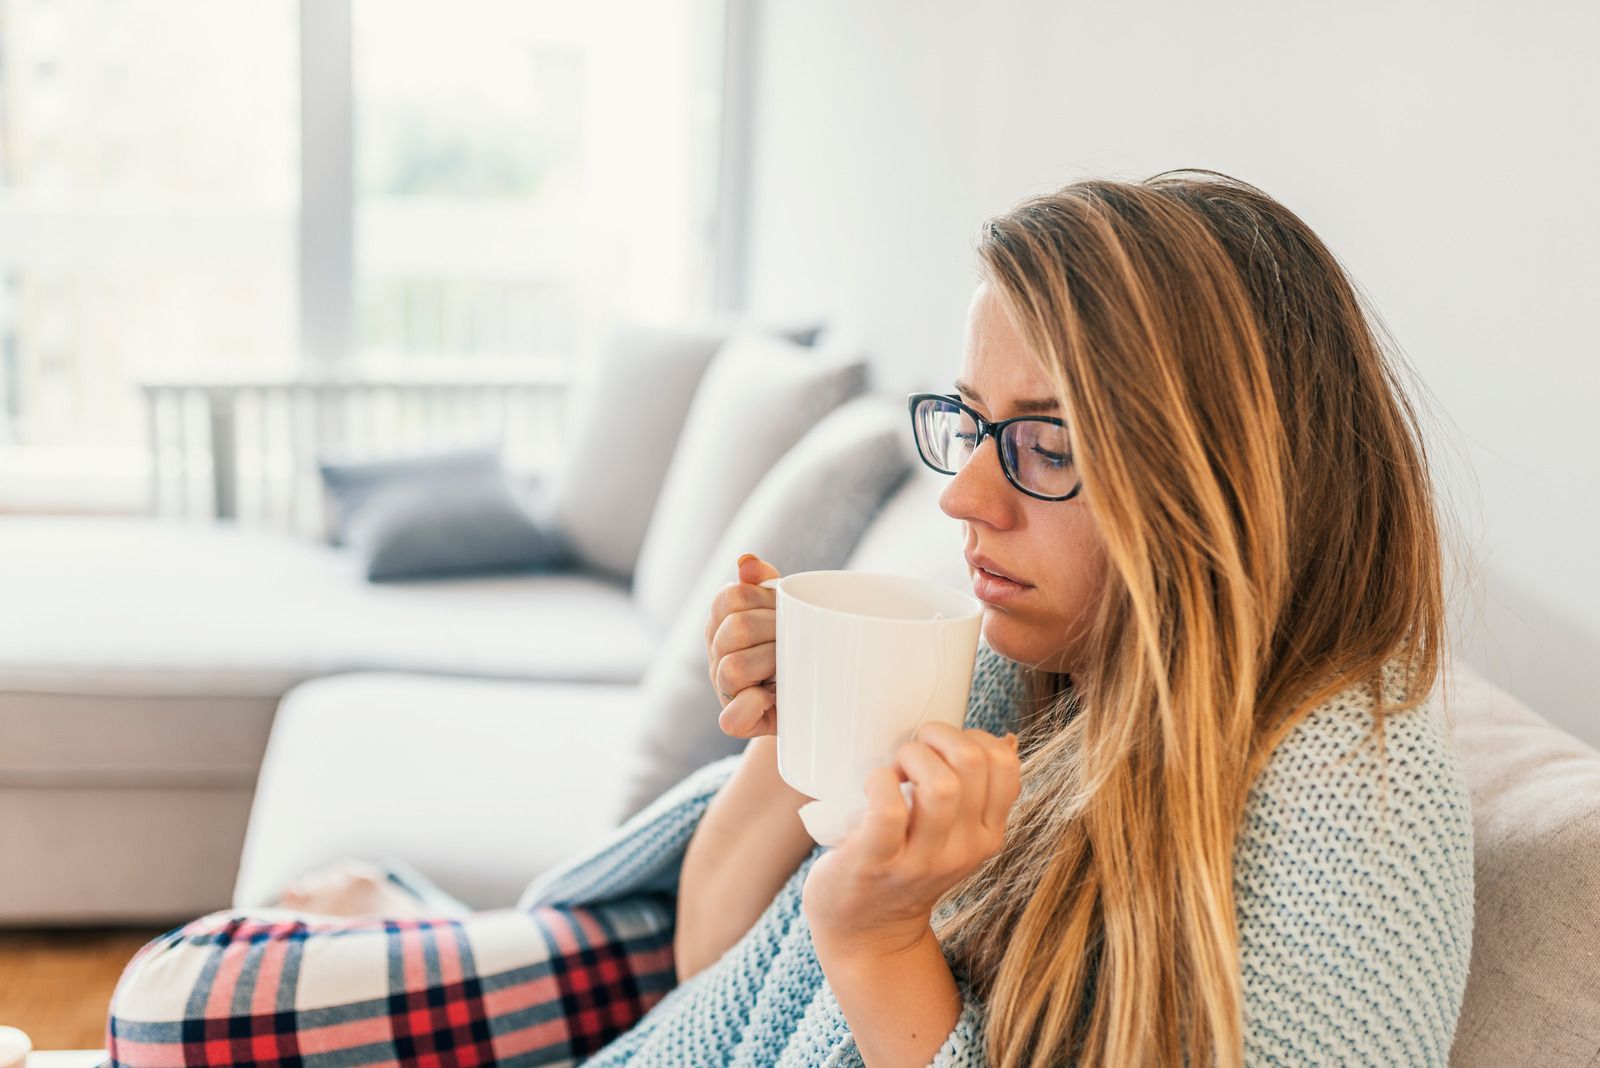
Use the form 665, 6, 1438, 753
1004, 732, 1018, 748
737, 552, 756, 566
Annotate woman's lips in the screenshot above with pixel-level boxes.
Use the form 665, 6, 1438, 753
971, 564, 1031, 605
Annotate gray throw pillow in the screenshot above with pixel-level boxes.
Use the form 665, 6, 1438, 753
544, 318, 824, 581
345, 472, 573, 582
629, 330, 869, 629
318, 445, 502, 547
615, 393, 912, 822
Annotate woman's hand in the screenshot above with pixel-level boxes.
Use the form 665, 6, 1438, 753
706, 552, 781, 739
802, 721, 1021, 958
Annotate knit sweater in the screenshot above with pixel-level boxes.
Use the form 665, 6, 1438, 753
517, 643, 1475, 1066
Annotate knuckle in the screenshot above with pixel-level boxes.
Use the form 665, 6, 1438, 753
986, 745, 1016, 771
724, 613, 753, 648
926, 771, 959, 802
710, 615, 739, 657
947, 744, 985, 774
967, 727, 1005, 750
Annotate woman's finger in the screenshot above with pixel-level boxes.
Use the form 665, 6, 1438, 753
851, 764, 911, 863
714, 643, 776, 701
908, 722, 994, 837
737, 552, 782, 589
980, 732, 1022, 835
717, 685, 776, 738
894, 736, 965, 860
706, 555, 778, 647
711, 608, 775, 664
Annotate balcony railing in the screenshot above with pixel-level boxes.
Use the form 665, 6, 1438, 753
139, 360, 571, 537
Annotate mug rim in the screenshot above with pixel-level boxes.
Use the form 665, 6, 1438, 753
765, 569, 983, 623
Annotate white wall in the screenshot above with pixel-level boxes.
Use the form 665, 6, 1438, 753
736, 0, 1600, 745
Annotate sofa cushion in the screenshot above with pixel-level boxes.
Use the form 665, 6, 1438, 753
318, 445, 503, 546
630, 331, 868, 629
0, 517, 659, 702
233, 674, 654, 911
346, 470, 574, 582
1446, 661, 1600, 1067
543, 319, 824, 581
543, 321, 729, 581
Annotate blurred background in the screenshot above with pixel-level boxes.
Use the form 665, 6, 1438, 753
0, 0, 1596, 1050
1, 0, 1591, 737
0, 0, 720, 518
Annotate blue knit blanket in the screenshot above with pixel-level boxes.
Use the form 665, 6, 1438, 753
518, 644, 1475, 1066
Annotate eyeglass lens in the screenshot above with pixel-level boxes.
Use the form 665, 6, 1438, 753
913, 396, 1078, 498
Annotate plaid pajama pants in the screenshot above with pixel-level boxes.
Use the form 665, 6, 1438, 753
105, 893, 678, 1067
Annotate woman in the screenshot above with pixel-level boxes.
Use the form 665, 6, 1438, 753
109, 169, 1474, 1067
607, 167, 1473, 1066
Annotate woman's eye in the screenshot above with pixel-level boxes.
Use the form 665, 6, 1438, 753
954, 431, 978, 446
1031, 445, 1070, 468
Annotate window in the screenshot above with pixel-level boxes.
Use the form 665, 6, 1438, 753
352, 0, 723, 362
0, 0, 298, 510
0, 0, 725, 512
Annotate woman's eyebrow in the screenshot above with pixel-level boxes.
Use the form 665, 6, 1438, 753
953, 379, 1060, 413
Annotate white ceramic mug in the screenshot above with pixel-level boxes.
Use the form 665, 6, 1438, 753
758, 570, 984, 846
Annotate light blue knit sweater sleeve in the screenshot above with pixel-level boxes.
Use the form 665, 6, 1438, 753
1231, 667, 1476, 1066
516, 750, 744, 910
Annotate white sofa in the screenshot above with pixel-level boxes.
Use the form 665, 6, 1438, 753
0, 318, 872, 924
0, 516, 671, 922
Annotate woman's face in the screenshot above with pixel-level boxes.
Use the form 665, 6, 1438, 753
939, 281, 1109, 675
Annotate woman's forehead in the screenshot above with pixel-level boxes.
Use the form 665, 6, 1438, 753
960, 309, 1058, 409
960, 279, 1062, 412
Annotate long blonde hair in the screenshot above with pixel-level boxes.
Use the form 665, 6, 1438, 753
930, 169, 1451, 1066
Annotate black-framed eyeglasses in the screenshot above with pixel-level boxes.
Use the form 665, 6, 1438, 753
907, 393, 1082, 502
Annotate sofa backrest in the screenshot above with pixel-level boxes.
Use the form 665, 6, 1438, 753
1445, 661, 1600, 1066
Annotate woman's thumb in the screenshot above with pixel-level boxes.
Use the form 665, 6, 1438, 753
736, 551, 781, 586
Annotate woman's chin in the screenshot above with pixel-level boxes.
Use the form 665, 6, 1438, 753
981, 612, 1072, 674
979, 612, 1030, 662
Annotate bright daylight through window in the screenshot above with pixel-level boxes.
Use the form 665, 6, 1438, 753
0, 0, 723, 516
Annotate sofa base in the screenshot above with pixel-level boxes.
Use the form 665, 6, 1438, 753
0, 785, 255, 925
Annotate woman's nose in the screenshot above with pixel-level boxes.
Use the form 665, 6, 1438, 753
938, 437, 1016, 527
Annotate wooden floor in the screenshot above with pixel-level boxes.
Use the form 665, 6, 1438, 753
0, 927, 164, 1050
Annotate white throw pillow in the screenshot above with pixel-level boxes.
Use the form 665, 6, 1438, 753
544, 318, 822, 580
630, 330, 869, 627
616, 393, 911, 821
